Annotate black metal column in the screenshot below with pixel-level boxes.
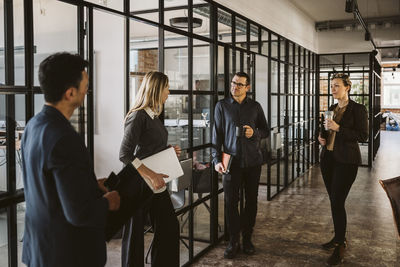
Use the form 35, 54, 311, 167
4, 1, 18, 266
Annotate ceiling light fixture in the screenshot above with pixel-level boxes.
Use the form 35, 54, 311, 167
170, 17, 203, 28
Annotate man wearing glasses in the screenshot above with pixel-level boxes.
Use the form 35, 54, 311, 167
212, 72, 269, 259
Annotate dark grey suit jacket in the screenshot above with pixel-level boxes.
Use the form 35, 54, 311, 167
321, 99, 369, 165
21, 105, 109, 267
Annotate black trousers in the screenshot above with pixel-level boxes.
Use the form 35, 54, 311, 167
223, 164, 262, 242
121, 184, 179, 267
320, 150, 358, 244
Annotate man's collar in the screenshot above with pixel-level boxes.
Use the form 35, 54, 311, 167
144, 107, 157, 119
228, 95, 248, 104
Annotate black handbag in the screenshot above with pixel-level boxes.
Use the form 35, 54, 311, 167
379, 176, 400, 238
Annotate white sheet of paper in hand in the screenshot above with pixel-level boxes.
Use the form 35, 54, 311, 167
140, 147, 184, 193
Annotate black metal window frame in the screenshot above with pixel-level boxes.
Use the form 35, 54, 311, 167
317, 51, 378, 168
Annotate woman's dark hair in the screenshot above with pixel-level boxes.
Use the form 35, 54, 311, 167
38, 52, 88, 103
234, 71, 250, 85
331, 73, 352, 92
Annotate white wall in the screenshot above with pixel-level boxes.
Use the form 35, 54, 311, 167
92, 11, 126, 178
317, 26, 400, 54
214, 0, 318, 52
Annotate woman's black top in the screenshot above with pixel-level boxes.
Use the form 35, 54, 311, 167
119, 109, 168, 165
320, 99, 368, 165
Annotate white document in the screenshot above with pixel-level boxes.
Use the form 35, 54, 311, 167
139, 147, 184, 194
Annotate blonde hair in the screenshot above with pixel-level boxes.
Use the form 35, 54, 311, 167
331, 73, 352, 93
126, 71, 169, 119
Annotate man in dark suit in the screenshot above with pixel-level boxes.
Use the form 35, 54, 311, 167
212, 72, 269, 259
21, 53, 120, 267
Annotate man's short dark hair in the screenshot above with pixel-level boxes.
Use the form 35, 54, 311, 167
234, 72, 250, 85
39, 52, 88, 103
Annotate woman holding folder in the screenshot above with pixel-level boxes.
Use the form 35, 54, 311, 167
119, 71, 181, 267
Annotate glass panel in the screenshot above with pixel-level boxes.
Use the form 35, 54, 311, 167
320, 54, 342, 71
217, 46, 224, 92
235, 50, 240, 72
271, 95, 278, 128
300, 47, 304, 67
165, 1, 188, 32
0, 206, 8, 266
261, 29, 269, 56
17, 202, 25, 265
280, 37, 285, 61
178, 211, 189, 265
34, 93, 45, 115
193, 199, 211, 257
33, 1, 77, 86
345, 53, 369, 70
165, 32, 188, 90
255, 55, 268, 118
288, 42, 294, 64
193, 95, 211, 147
130, 20, 159, 107
288, 65, 294, 94
271, 60, 278, 94
294, 45, 299, 66
130, 0, 158, 23
0, 5, 4, 84
271, 34, 278, 58
218, 188, 224, 238
249, 24, 258, 53
235, 16, 247, 49
92, 10, 125, 178
0, 95, 5, 195
270, 163, 278, 195
193, 1, 210, 38
217, 8, 232, 44
14, 0, 25, 86
280, 95, 285, 126
165, 95, 189, 150
86, 0, 123, 11
193, 41, 210, 91
15, 95, 24, 190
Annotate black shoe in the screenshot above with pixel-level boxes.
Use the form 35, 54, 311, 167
224, 240, 240, 259
242, 238, 255, 255
326, 243, 345, 265
322, 238, 347, 250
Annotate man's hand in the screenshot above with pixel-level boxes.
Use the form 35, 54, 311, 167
103, 191, 120, 211
318, 134, 326, 146
97, 178, 108, 193
243, 125, 254, 138
214, 162, 225, 174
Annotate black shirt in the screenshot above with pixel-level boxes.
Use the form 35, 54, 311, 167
119, 109, 168, 165
212, 96, 269, 168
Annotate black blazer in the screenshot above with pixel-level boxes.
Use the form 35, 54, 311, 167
321, 99, 368, 165
21, 105, 109, 267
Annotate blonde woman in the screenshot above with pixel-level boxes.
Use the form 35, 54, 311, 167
119, 71, 180, 267
318, 73, 368, 265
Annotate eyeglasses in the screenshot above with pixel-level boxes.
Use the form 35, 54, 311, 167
231, 81, 247, 88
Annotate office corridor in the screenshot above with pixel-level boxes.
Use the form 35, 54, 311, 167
193, 131, 400, 267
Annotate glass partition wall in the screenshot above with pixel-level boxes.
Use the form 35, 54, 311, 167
317, 52, 380, 167
0, 0, 317, 266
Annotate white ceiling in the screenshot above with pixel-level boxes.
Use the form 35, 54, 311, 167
288, 0, 400, 22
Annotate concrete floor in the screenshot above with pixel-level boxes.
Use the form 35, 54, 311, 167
1, 131, 399, 266
192, 131, 400, 267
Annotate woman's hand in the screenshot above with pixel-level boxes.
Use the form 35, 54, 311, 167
318, 134, 326, 146
97, 178, 108, 193
173, 145, 181, 157
149, 172, 168, 190
136, 164, 168, 190
325, 119, 340, 132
